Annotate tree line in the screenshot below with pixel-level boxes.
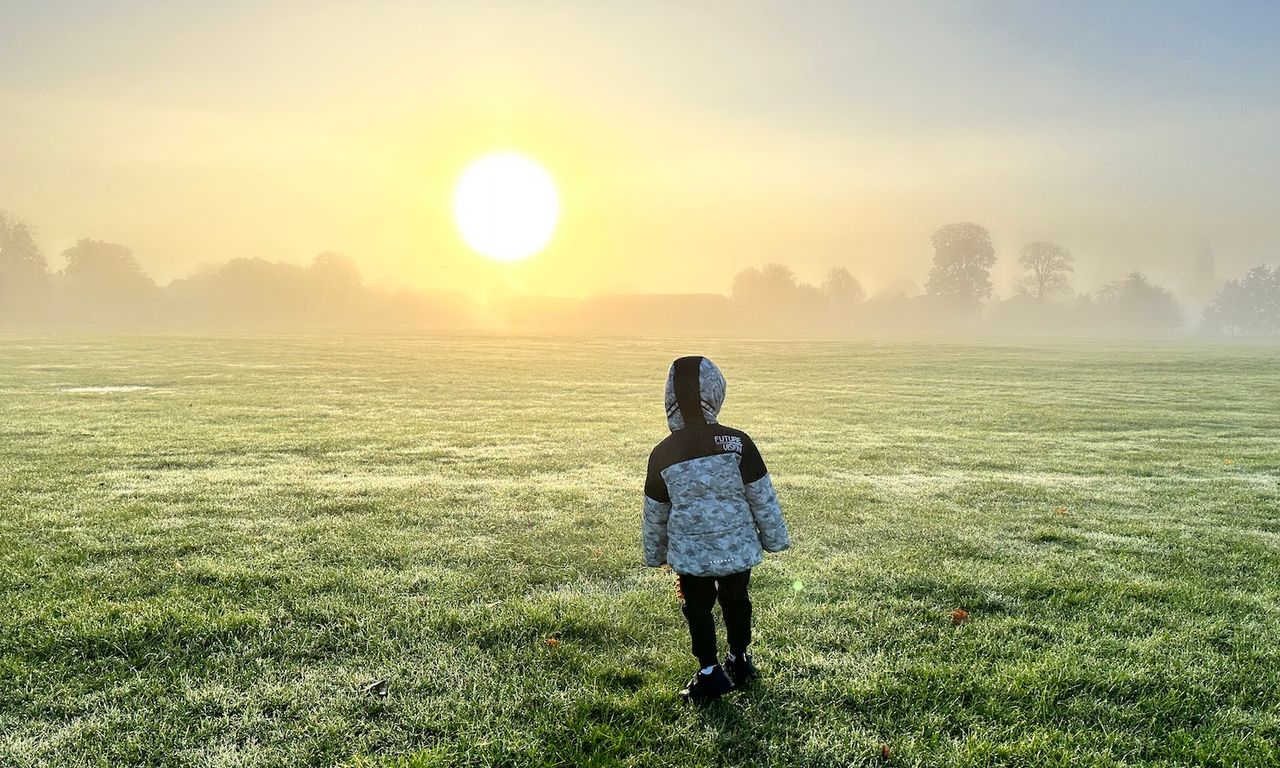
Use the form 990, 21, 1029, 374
729, 222, 1277, 337
0, 210, 474, 329
2, 210, 1277, 335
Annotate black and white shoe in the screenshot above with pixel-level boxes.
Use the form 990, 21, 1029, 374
724, 652, 758, 687
679, 664, 735, 706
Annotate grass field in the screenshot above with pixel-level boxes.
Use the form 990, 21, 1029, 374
2, 334, 1279, 767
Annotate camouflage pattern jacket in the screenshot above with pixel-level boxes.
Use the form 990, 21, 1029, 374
642, 356, 790, 577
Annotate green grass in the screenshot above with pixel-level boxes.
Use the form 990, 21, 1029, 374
2, 334, 1279, 767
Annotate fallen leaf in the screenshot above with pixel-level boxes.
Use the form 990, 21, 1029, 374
360, 679, 390, 699
950, 608, 969, 626
880, 744, 892, 762
174, 559, 183, 570
1223, 458, 1234, 465
1054, 507, 1068, 516
544, 637, 559, 647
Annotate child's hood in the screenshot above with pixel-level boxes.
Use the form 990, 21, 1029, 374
664, 356, 726, 431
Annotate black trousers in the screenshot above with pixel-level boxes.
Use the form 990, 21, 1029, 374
678, 569, 752, 668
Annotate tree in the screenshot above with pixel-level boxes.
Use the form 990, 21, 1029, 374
821, 267, 864, 303
1202, 265, 1280, 336
309, 252, 364, 320
0, 210, 51, 323
1015, 241, 1073, 300
925, 223, 996, 301
729, 262, 827, 329
59, 239, 160, 324
730, 263, 798, 304
759, 263, 799, 293
167, 255, 373, 328
195, 257, 310, 325
1095, 272, 1183, 335
310, 251, 362, 291
729, 266, 759, 302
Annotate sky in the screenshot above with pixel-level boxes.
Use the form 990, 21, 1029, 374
3, 0, 1279, 300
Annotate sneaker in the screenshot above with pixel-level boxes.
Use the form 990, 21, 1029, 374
679, 665, 735, 706
723, 652, 758, 687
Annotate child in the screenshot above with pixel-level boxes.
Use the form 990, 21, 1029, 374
642, 355, 790, 705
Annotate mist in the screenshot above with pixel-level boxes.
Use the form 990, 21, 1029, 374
3, 210, 1275, 337
3, 2, 1280, 303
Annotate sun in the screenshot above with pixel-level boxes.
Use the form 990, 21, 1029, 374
452, 152, 560, 263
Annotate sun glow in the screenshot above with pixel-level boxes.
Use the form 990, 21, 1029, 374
452, 152, 560, 263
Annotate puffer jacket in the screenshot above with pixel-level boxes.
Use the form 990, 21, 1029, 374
642, 356, 790, 577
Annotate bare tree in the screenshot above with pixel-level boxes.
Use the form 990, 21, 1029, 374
1015, 241, 1073, 300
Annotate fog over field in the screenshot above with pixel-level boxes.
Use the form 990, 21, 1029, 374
3, 3, 1280, 338
2, 211, 1278, 338
3, 3, 1280, 767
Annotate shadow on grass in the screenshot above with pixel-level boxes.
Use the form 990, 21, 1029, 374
693, 684, 779, 765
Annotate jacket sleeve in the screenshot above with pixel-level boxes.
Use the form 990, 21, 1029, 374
740, 436, 790, 553
641, 451, 672, 567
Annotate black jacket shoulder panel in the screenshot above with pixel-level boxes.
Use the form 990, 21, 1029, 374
736, 430, 768, 485
647, 423, 767, 495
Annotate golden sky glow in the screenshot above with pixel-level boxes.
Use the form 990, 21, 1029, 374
2, 2, 1278, 299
